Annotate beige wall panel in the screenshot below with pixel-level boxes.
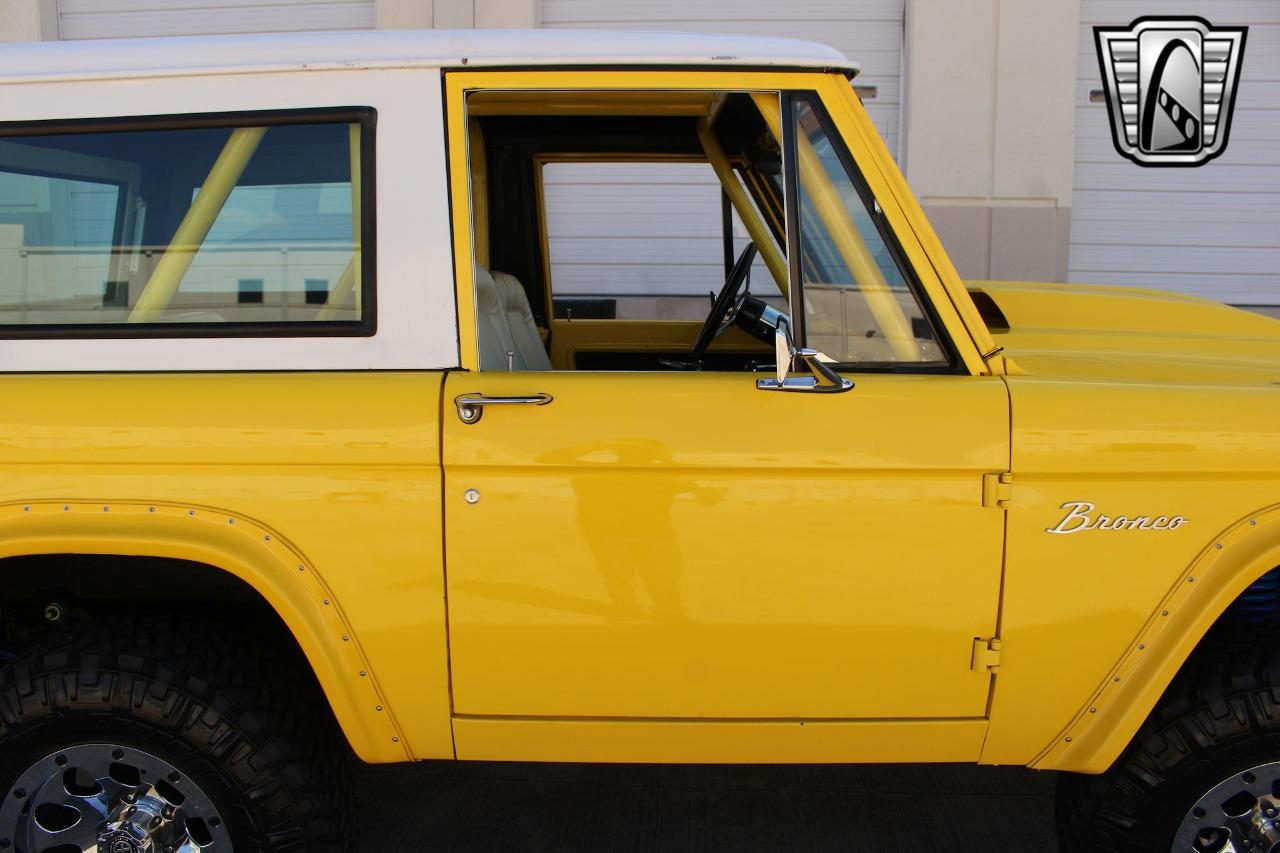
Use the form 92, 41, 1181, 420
476, 0, 537, 28
991, 0, 1079, 205
376, 0, 433, 29
989, 205, 1070, 282
923, 204, 991, 280
0, 0, 57, 41
903, 0, 998, 199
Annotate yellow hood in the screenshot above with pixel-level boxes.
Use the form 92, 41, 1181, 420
966, 281, 1280, 386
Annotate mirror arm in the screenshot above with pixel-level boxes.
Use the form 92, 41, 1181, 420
759, 318, 853, 394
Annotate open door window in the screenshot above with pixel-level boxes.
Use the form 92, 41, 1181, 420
456, 83, 958, 375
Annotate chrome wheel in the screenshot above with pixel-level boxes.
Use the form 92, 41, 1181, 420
0, 743, 230, 852
1173, 762, 1280, 852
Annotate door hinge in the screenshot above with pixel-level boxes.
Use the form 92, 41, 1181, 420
982, 472, 1013, 509
972, 637, 1003, 672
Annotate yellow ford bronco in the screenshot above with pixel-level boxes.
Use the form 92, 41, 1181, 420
0, 28, 1275, 853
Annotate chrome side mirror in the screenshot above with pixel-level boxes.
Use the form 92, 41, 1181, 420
757, 317, 854, 394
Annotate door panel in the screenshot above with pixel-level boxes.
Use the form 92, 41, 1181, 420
442, 370, 1008, 720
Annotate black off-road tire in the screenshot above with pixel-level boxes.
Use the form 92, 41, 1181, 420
0, 616, 357, 851
1057, 624, 1280, 852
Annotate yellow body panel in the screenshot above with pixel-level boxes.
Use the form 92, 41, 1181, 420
982, 379, 1280, 770
441, 371, 1009, 723
0, 373, 453, 762
453, 717, 988, 764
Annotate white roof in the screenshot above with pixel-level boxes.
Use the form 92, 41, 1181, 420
0, 29, 859, 85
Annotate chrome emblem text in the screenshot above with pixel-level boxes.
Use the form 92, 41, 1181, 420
1047, 501, 1189, 535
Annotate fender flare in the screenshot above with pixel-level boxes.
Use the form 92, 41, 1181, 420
0, 500, 410, 762
1034, 502, 1280, 773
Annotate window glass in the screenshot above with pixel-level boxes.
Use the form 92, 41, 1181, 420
790, 97, 944, 364
0, 118, 367, 331
542, 161, 781, 322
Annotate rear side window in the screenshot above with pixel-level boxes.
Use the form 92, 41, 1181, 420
0, 109, 374, 337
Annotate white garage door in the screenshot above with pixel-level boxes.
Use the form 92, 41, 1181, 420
1070, 0, 1279, 306
58, 0, 374, 40
539, 0, 905, 309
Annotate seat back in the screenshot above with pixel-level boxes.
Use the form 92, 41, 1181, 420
492, 270, 552, 371
475, 265, 518, 370
474, 264, 550, 370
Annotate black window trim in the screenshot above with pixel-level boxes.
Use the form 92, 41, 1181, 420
0, 106, 378, 340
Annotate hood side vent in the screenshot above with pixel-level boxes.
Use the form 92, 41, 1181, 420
969, 289, 1011, 333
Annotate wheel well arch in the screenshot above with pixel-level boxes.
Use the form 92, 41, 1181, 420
1035, 502, 1280, 773
0, 500, 408, 762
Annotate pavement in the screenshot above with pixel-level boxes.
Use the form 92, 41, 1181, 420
355, 761, 1059, 851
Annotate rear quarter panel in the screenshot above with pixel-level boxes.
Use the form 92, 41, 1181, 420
982, 378, 1280, 772
0, 373, 450, 762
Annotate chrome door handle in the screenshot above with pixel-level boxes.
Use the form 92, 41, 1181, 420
455, 392, 553, 424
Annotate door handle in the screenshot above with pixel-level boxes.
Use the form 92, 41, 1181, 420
454, 392, 553, 424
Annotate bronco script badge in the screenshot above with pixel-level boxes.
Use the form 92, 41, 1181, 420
1047, 501, 1189, 535
1094, 17, 1247, 166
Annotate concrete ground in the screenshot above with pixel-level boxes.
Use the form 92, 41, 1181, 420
355, 761, 1059, 851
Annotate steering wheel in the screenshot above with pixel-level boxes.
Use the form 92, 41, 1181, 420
687, 242, 759, 365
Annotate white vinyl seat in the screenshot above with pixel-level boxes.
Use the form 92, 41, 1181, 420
474, 264, 551, 371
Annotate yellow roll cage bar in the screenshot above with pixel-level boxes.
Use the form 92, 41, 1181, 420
129, 124, 363, 323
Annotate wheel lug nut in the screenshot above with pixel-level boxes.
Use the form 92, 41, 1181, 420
162, 804, 177, 819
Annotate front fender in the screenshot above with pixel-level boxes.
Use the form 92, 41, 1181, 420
1034, 502, 1280, 773
0, 500, 410, 763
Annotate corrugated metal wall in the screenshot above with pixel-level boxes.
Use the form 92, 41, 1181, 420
58, 0, 374, 40
1070, 0, 1279, 305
